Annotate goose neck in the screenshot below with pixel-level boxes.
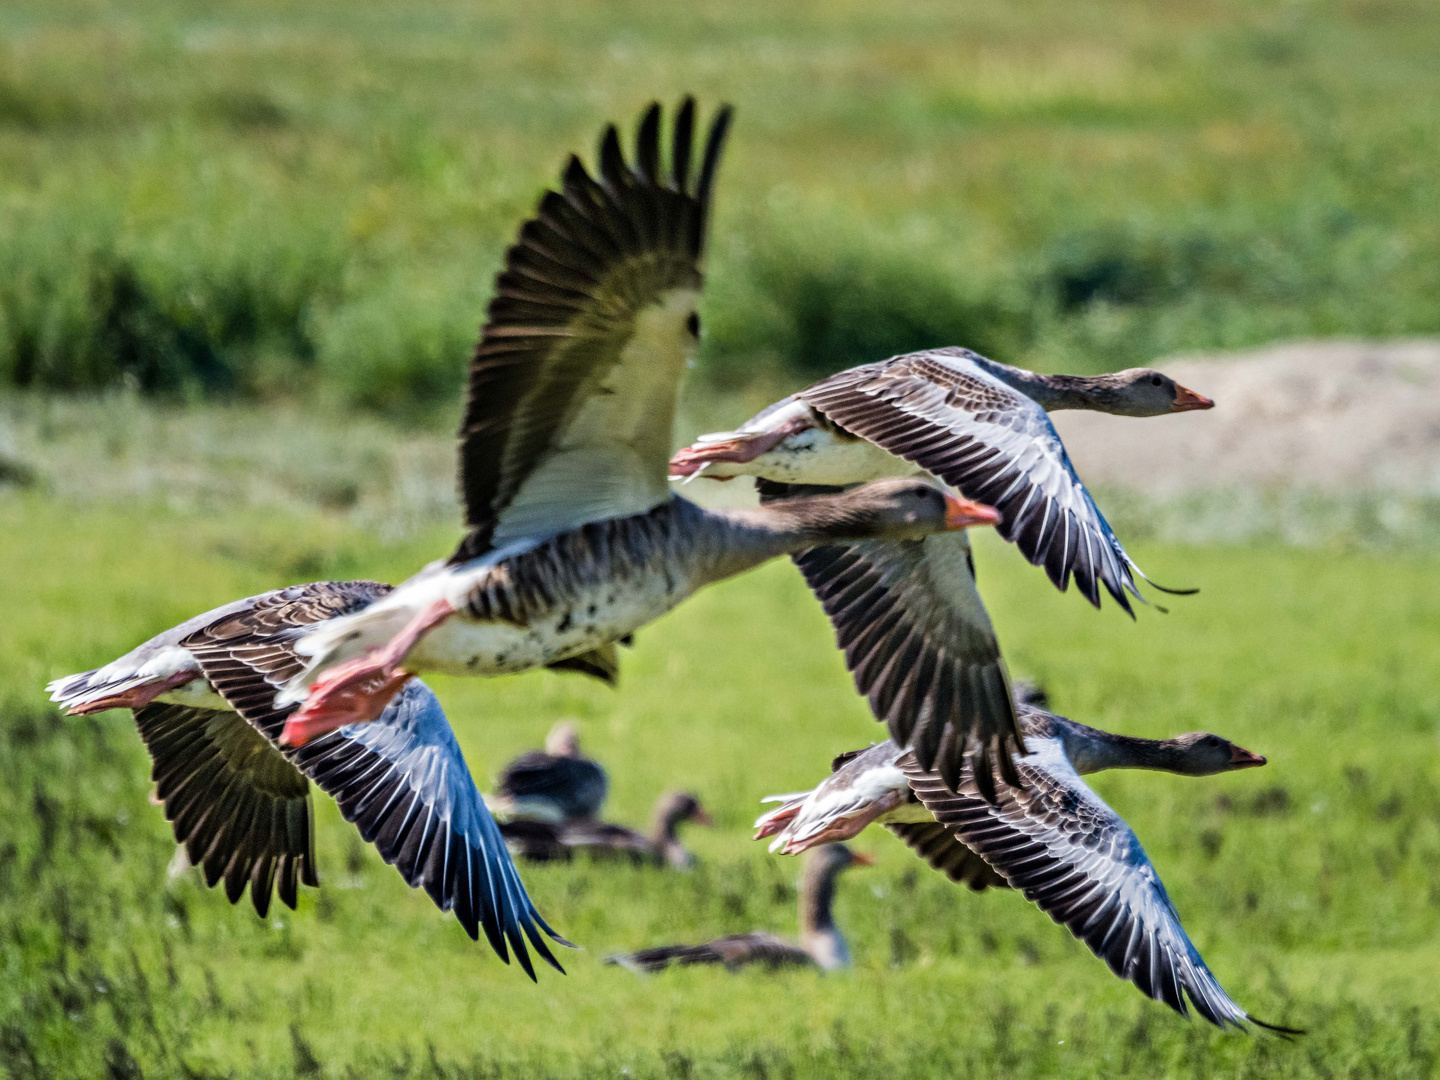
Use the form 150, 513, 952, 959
1059, 721, 1189, 775
967, 356, 1097, 412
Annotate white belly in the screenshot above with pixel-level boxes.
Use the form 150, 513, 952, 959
413, 568, 687, 675
752, 429, 921, 485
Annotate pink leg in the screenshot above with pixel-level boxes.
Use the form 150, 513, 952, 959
66, 671, 199, 716
279, 598, 456, 747
668, 417, 811, 479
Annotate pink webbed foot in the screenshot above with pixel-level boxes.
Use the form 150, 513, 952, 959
668, 418, 810, 480
278, 597, 456, 747
280, 658, 413, 747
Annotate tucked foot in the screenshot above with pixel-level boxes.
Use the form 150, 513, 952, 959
63, 671, 198, 716
279, 596, 457, 747
668, 419, 810, 480
280, 657, 413, 747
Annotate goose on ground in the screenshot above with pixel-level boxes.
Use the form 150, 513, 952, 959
189, 100, 1016, 790
491, 721, 609, 823
47, 582, 566, 979
605, 844, 870, 973
752, 705, 1297, 1032
500, 790, 711, 868
670, 346, 1212, 613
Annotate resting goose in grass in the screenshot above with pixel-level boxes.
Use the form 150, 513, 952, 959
671, 346, 1212, 613
752, 707, 1299, 1032
491, 721, 609, 823
48, 582, 566, 979
500, 790, 711, 867
605, 844, 870, 973
234, 99, 1015, 788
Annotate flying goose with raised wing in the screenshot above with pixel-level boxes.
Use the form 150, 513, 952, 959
240, 100, 1015, 790
754, 706, 1298, 1032
48, 582, 566, 979
672, 346, 1211, 613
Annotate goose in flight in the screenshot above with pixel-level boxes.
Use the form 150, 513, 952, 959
670, 346, 1212, 613
605, 844, 870, 973
753, 706, 1298, 1032
47, 582, 566, 979
234, 100, 1015, 789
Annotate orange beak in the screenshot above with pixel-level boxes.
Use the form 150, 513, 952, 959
849, 851, 876, 867
1171, 384, 1214, 412
944, 495, 1002, 531
1229, 744, 1267, 769
692, 807, 715, 827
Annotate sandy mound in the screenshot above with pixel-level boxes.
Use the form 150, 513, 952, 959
1051, 339, 1440, 496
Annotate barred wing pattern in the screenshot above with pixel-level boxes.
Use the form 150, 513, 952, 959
454, 98, 732, 560
181, 581, 565, 977
135, 703, 315, 918
756, 479, 1021, 796
883, 821, 1005, 891
800, 349, 1144, 613
903, 741, 1275, 1030
294, 682, 566, 978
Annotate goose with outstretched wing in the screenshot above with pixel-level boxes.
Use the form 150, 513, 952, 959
249, 101, 1016, 791
672, 346, 1212, 612
48, 582, 566, 977
755, 706, 1299, 1032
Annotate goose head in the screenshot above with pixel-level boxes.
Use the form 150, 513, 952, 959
651, 791, 713, 867
1162, 732, 1268, 775
544, 721, 582, 757
1091, 369, 1215, 416
772, 479, 1001, 544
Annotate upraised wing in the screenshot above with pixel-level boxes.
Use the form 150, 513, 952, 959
800, 348, 1144, 613
453, 98, 732, 560
903, 740, 1285, 1031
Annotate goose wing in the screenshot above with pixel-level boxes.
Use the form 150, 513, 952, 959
454, 98, 732, 559
182, 582, 565, 977
134, 703, 315, 918
799, 348, 1142, 613
883, 820, 1006, 890
291, 681, 566, 979
757, 479, 1021, 796
903, 740, 1269, 1030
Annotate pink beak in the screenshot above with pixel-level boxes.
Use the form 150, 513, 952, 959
1171, 384, 1215, 412
944, 495, 1002, 531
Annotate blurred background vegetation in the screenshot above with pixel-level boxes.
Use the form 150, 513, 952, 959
1, 0, 1438, 413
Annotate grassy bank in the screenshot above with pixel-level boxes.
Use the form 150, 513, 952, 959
1, 491, 1438, 1077
2, 0, 1439, 407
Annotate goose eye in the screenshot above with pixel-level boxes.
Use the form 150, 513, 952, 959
1151, 375, 1163, 386
686, 312, 701, 337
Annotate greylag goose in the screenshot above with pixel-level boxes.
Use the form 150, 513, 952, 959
753, 706, 1298, 1032
47, 582, 565, 979
605, 844, 869, 973
212, 100, 1016, 790
500, 790, 711, 867
670, 346, 1212, 613
491, 721, 609, 823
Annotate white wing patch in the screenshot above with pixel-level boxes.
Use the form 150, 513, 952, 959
491, 287, 700, 545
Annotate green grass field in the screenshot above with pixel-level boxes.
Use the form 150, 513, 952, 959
3, 489, 1439, 1078
2, 0, 1439, 406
